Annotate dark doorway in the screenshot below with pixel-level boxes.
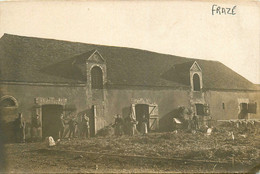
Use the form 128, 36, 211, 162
0, 107, 18, 143
42, 105, 63, 140
135, 104, 149, 132
0, 97, 18, 143
238, 103, 248, 119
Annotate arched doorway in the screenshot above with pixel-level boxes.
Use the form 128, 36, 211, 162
193, 73, 201, 91
0, 96, 18, 143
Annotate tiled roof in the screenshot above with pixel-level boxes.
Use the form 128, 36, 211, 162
0, 33, 258, 90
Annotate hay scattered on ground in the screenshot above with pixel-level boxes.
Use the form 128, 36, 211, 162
96, 124, 114, 137
5, 122, 260, 173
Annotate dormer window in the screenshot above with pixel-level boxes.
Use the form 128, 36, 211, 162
193, 73, 201, 91
91, 66, 103, 89
190, 61, 203, 92
82, 49, 107, 90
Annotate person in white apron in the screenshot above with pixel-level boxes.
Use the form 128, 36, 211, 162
141, 115, 148, 135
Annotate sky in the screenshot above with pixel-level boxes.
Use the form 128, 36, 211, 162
0, 1, 259, 84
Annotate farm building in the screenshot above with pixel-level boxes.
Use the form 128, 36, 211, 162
0, 33, 259, 141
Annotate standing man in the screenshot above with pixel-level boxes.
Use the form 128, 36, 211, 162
81, 114, 90, 139
31, 114, 41, 142
58, 113, 65, 139
192, 114, 199, 130
14, 113, 26, 143
114, 114, 123, 136
125, 114, 137, 136
68, 117, 78, 138
141, 115, 148, 135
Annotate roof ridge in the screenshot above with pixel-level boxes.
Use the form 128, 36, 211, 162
1, 33, 220, 63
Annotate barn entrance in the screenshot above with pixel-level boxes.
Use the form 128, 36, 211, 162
0, 96, 18, 143
42, 104, 63, 140
135, 104, 150, 132
238, 103, 248, 119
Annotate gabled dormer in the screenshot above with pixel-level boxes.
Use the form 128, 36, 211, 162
190, 61, 203, 91
85, 50, 107, 89
87, 50, 106, 64
72, 49, 107, 89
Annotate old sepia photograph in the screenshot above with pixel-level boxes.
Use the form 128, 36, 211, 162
0, 0, 259, 173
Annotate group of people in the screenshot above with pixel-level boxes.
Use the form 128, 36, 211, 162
58, 113, 90, 140
13, 112, 91, 143
114, 114, 149, 136
12, 109, 203, 143
172, 106, 200, 132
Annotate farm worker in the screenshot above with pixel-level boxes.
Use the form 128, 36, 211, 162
68, 117, 78, 138
114, 114, 123, 136
141, 115, 148, 135
14, 113, 26, 143
31, 114, 41, 141
82, 114, 90, 138
192, 114, 199, 130
74, 115, 82, 138
58, 113, 65, 139
125, 114, 137, 136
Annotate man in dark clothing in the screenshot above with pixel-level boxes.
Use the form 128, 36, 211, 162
68, 118, 78, 138
31, 114, 41, 141
125, 114, 137, 136
192, 114, 199, 130
58, 113, 65, 139
81, 114, 90, 139
14, 113, 25, 143
114, 114, 124, 136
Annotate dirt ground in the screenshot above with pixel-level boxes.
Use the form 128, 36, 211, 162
3, 127, 260, 173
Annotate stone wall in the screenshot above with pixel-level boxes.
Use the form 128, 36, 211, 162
0, 84, 88, 122
0, 83, 89, 141
103, 88, 191, 131
204, 90, 260, 120
1, 82, 260, 141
